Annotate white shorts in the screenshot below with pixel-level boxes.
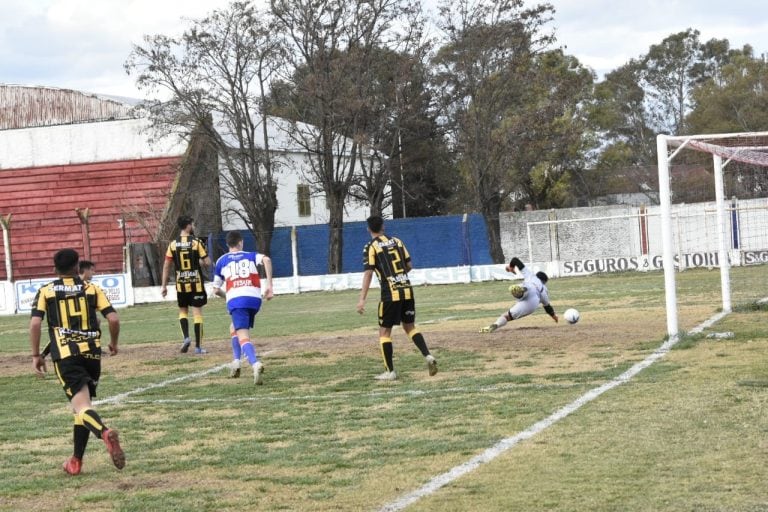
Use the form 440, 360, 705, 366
507, 293, 539, 320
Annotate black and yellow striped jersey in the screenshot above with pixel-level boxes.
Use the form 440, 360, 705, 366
165, 235, 208, 293
30, 277, 115, 361
363, 235, 413, 302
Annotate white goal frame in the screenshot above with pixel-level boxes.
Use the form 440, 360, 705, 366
656, 131, 768, 336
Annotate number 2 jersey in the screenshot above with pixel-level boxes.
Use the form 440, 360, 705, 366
30, 277, 115, 361
362, 235, 413, 302
212, 251, 266, 312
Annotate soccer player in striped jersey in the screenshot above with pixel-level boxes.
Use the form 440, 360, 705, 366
29, 249, 125, 475
161, 215, 212, 354
356, 215, 437, 381
480, 257, 558, 333
78, 259, 95, 283
212, 231, 273, 384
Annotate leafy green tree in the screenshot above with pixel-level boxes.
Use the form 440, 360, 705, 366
687, 45, 768, 133
584, 60, 657, 203
687, 45, 768, 199
587, 31, 751, 205
342, 46, 452, 219
591, 61, 656, 166
432, 0, 553, 262
641, 29, 704, 134
433, 0, 591, 261
353, 48, 457, 218
507, 50, 594, 210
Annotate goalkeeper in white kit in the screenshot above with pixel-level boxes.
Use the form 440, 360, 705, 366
480, 257, 558, 332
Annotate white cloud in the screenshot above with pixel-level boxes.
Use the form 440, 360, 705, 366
1, 0, 767, 97
549, 0, 768, 77
0, 0, 237, 96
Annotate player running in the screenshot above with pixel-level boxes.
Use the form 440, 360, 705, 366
480, 257, 558, 332
29, 249, 125, 475
212, 231, 273, 385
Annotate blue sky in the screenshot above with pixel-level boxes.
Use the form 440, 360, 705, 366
2, 0, 767, 99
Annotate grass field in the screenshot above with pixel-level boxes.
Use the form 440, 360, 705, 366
1, 268, 768, 511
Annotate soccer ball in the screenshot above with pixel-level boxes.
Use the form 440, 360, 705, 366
563, 308, 580, 324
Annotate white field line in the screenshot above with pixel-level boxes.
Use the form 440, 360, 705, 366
377, 311, 729, 512
421, 316, 458, 324
94, 313, 458, 407
91, 311, 730, 511
93, 363, 230, 406
105, 382, 576, 406
93, 349, 279, 406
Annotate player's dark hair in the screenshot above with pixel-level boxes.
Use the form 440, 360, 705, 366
78, 259, 95, 272
536, 271, 549, 284
226, 230, 243, 248
177, 215, 194, 230
366, 215, 384, 233
54, 248, 79, 274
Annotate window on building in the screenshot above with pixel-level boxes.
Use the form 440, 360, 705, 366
297, 184, 311, 217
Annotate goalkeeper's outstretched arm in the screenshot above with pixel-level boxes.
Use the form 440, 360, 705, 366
506, 257, 525, 273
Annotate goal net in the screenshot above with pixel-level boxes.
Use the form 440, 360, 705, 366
657, 131, 768, 337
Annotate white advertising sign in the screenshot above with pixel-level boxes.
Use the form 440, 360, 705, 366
15, 274, 131, 313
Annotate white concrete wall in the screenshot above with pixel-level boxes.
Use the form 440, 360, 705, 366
0, 118, 187, 169
220, 151, 392, 230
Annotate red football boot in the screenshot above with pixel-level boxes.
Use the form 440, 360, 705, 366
62, 456, 82, 475
101, 429, 125, 469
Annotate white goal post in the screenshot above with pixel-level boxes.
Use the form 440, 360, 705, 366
657, 131, 768, 337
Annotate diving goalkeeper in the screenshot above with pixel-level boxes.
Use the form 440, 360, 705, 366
480, 257, 558, 333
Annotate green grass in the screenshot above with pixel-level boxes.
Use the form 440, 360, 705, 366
1, 267, 768, 511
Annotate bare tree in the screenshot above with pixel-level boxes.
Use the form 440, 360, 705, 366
270, 0, 422, 273
125, 1, 284, 254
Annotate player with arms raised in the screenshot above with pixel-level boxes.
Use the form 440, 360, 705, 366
480, 256, 558, 333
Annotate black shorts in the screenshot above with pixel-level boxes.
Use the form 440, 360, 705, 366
378, 299, 416, 328
53, 353, 102, 401
177, 290, 208, 308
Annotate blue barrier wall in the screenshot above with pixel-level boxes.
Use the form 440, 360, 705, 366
210, 227, 294, 278
215, 213, 494, 277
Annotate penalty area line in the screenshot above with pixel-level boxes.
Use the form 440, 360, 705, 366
378, 311, 729, 512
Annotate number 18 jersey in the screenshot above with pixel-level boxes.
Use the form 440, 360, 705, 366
212, 251, 265, 312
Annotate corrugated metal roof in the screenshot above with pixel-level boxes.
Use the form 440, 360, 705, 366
0, 84, 137, 130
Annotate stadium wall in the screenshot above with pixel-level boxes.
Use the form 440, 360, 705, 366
6, 198, 768, 314
210, 213, 493, 278
211, 198, 768, 280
